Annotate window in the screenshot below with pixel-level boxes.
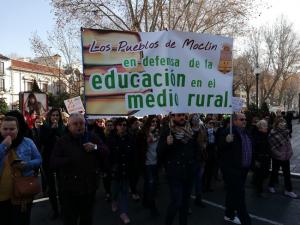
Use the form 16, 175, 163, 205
0, 62, 4, 75
0, 79, 4, 91
42, 83, 48, 92
27, 81, 33, 91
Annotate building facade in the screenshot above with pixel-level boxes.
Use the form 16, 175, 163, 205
0, 54, 65, 110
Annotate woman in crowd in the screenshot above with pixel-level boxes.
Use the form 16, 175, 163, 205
127, 116, 142, 201
108, 118, 137, 224
101, 119, 114, 201
203, 119, 217, 192
252, 119, 271, 197
0, 116, 42, 225
5, 110, 33, 140
138, 115, 161, 216
189, 114, 207, 206
40, 108, 65, 219
268, 117, 298, 198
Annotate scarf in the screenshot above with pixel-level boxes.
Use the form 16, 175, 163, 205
268, 128, 290, 151
170, 119, 194, 144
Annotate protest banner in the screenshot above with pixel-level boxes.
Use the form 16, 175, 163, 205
81, 28, 233, 117
232, 97, 245, 112
64, 96, 85, 114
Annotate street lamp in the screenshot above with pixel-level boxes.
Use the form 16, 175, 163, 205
58, 59, 61, 94
254, 64, 260, 110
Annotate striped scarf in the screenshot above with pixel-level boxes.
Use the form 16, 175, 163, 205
170, 120, 194, 144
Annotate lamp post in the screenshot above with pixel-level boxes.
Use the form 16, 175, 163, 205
254, 65, 260, 110
58, 59, 61, 94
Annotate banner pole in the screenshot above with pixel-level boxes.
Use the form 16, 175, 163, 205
230, 114, 233, 135
168, 112, 172, 135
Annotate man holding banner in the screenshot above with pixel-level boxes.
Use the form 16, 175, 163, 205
220, 113, 252, 225
157, 113, 198, 225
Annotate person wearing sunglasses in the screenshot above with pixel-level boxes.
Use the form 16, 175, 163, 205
220, 113, 252, 225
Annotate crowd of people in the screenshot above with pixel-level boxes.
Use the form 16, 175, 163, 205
0, 109, 298, 225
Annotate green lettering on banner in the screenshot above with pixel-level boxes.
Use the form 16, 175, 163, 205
130, 74, 139, 88
157, 89, 167, 107
146, 94, 155, 107
154, 73, 162, 87
196, 95, 205, 107
149, 58, 154, 66
118, 74, 128, 88
126, 89, 179, 109
191, 80, 202, 87
189, 58, 200, 68
215, 95, 223, 107
92, 75, 102, 89
105, 69, 115, 89
187, 91, 229, 108
207, 94, 214, 106
123, 58, 137, 68
224, 91, 228, 107
188, 94, 195, 106
142, 74, 151, 87
128, 95, 143, 109
123, 59, 130, 67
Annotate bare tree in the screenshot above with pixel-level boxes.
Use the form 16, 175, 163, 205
262, 17, 300, 104
50, 0, 261, 35
30, 26, 82, 96
244, 17, 300, 107
282, 74, 300, 110
233, 52, 256, 107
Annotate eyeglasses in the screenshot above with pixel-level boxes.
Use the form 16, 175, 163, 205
118, 123, 127, 127
239, 118, 246, 121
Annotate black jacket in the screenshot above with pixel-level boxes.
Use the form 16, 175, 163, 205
219, 127, 253, 170
51, 132, 107, 195
107, 132, 137, 180
157, 127, 197, 180
252, 129, 271, 162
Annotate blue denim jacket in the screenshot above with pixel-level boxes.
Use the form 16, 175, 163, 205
0, 137, 42, 176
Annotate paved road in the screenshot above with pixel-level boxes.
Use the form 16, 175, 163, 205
31, 174, 300, 225
30, 120, 300, 225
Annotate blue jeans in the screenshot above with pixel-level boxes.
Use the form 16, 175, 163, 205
112, 179, 129, 214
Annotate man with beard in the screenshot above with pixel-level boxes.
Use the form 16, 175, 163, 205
51, 113, 108, 225
158, 113, 198, 225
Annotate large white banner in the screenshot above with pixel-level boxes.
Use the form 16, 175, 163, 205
82, 29, 233, 117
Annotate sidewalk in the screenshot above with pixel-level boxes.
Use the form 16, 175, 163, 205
290, 120, 300, 174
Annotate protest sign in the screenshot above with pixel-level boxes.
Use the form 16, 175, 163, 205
82, 28, 233, 117
64, 96, 85, 114
232, 97, 244, 112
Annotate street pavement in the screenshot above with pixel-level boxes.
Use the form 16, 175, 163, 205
31, 174, 300, 225
290, 119, 300, 174
31, 120, 300, 225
